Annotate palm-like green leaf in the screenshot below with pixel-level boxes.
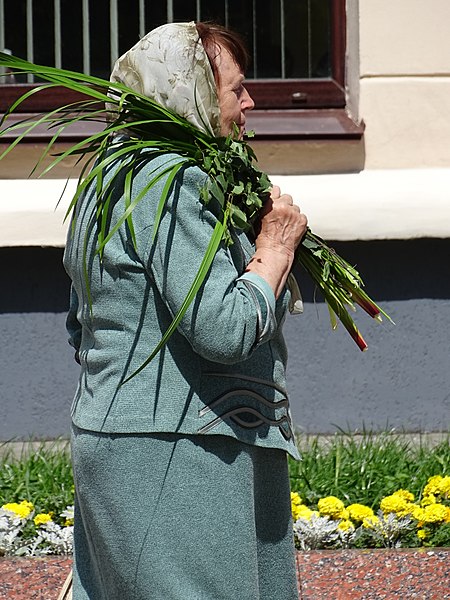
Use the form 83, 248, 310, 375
121, 216, 227, 384
0, 51, 393, 371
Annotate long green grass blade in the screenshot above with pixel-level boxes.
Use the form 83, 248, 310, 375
0, 109, 66, 161
94, 161, 188, 257
120, 217, 227, 384
151, 161, 187, 241
0, 83, 56, 126
123, 163, 137, 250
63, 141, 157, 223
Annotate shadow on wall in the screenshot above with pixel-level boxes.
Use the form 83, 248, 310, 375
1, 247, 71, 313
1, 239, 450, 316
293, 238, 450, 303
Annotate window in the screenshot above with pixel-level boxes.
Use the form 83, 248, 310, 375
0, 0, 361, 139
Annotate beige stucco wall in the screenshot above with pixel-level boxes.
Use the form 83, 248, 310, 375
2, 1, 450, 245
357, 0, 450, 169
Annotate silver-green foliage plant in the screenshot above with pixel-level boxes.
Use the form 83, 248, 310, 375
293, 514, 342, 551
360, 511, 415, 549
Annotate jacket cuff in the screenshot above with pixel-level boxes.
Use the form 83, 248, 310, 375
237, 272, 277, 346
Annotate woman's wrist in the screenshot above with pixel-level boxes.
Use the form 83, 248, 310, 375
245, 247, 294, 298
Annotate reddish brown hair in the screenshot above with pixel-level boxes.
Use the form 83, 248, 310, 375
195, 22, 250, 81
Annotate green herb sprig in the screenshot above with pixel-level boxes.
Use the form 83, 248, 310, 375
0, 52, 393, 363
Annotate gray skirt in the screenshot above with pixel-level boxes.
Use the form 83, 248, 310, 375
71, 426, 298, 600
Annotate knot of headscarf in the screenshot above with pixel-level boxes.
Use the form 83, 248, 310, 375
110, 22, 221, 137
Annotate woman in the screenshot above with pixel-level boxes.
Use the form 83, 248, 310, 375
64, 21, 308, 600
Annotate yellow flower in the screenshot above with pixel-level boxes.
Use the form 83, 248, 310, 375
291, 491, 302, 504
380, 494, 414, 517
423, 475, 443, 498
421, 495, 437, 507
296, 505, 317, 520
347, 503, 375, 523
417, 529, 428, 540
317, 496, 346, 519
412, 506, 426, 524
422, 475, 450, 504
392, 489, 415, 502
290, 492, 303, 521
2, 500, 34, 519
420, 503, 449, 524
33, 513, 53, 526
438, 476, 450, 498
340, 508, 350, 520
362, 515, 380, 529
338, 519, 354, 531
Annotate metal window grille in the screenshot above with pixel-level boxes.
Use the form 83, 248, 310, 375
0, 0, 332, 84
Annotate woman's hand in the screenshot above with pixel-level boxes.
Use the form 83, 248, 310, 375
256, 186, 307, 258
245, 186, 308, 298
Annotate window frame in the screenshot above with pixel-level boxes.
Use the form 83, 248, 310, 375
246, 0, 346, 110
0, 0, 363, 140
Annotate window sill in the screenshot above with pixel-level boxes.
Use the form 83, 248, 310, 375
0, 109, 365, 178
0, 109, 364, 143
247, 109, 364, 140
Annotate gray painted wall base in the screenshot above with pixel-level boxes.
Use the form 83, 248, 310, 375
0, 312, 76, 440
1, 242, 449, 440
285, 299, 450, 434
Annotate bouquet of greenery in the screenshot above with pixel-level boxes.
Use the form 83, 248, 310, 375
0, 53, 393, 365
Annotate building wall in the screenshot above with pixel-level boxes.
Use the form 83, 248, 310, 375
359, 0, 450, 169
0, 1, 449, 440
1, 240, 449, 440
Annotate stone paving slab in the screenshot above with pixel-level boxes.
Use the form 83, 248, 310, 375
296, 548, 450, 599
0, 549, 449, 599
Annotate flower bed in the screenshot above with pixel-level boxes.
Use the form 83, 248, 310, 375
1, 434, 449, 556
0, 501, 73, 557
291, 475, 450, 551
1, 475, 449, 558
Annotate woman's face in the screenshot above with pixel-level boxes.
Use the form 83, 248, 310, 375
214, 46, 255, 139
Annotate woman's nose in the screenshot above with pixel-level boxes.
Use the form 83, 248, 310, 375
242, 87, 255, 111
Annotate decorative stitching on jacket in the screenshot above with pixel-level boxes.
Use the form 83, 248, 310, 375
198, 388, 289, 417
198, 372, 293, 440
198, 407, 294, 440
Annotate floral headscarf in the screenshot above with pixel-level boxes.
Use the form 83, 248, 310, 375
110, 22, 221, 137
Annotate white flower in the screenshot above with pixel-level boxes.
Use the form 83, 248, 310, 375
60, 505, 75, 521
0, 510, 31, 556
0, 505, 74, 556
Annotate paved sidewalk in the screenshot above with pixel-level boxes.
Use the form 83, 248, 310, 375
1, 549, 449, 599
296, 548, 450, 599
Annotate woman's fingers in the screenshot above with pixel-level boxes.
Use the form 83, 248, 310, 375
257, 197, 308, 256
270, 185, 281, 200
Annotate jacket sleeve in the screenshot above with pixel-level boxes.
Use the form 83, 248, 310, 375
133, 159, 281, 364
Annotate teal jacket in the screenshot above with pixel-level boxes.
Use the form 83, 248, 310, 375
63, 151, 300, 459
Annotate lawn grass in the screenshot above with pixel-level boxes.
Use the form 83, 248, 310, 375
0, 440, 73, 517
1, 432, 449, 514
289, 431, 450, 508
